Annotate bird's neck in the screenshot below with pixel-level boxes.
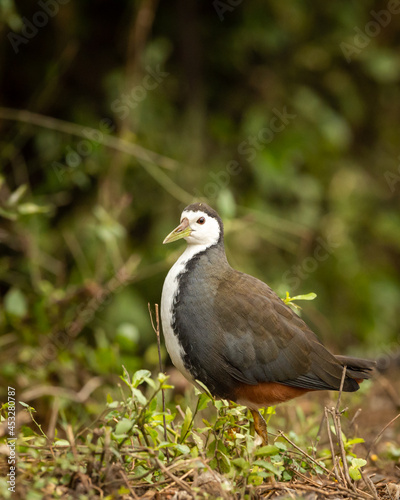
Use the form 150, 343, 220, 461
168, 241, 228, 282
184, 240, 227, 265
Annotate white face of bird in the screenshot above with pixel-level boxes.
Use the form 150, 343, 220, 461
163, 209, 221, 248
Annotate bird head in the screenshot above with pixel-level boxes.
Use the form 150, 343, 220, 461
163, 202, 223, 247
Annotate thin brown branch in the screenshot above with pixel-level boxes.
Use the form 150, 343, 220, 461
360, 469, 379, 500
332, 405, 355, 490
0, 106, 178, 171
324, 406, 341, 482
154, 457, 193, 494
367, 412, 400, 459
148, 302, 169, 460
336, 365, 347, 413
66, 424, 79, 461
47, 398, 60, 440
259, 480, 374, 499
376, 375, 400, 409
118, 469, 140, 499
278, 430, 331, 476
159, 468, 195, 494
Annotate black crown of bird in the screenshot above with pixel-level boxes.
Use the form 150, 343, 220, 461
161, 202, 375, 444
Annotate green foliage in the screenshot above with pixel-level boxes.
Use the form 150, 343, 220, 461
0, 369, 383, 498
349, 457, 367, 481
283, 291, 317, 310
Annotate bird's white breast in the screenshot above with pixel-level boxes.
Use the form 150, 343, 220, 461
161, 243, 209, 382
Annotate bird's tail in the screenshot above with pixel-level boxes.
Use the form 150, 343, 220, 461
335, 355, 376, 383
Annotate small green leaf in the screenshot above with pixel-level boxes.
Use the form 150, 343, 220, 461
347, 438, 365, 446
253, 459, 280, 472
115, 418, 133, 435
255, 445, 280, 457
195, 379, 213, 398
192, 432, 204, 452
290, 292, 317, 302
197, 393, 211, 411
351, 457, 367, 468
131, 387, 147, 405
349, 457, 367, 481
217, 449, 231, 473
174, 443, 190, 455
19, 401, 34, 411
132, 369, 154, 388
54, 439, 70, 447
248, 473, 264, 486
148, 397, 157, 413
134, 465, 149, 478
107, 400, 119, 408
282, 470, 292, 481
349, 467, 362, 481
180, 406, 193, 441
144, 425, 158, 441
232, 457, 250, 470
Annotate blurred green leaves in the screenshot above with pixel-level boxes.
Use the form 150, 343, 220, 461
0, 178, 53, 219
4, 288, 28, 318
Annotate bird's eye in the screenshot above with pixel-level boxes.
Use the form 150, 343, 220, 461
197, 217, 205, 224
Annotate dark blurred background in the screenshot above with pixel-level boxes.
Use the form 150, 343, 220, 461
1, 0, 400, 426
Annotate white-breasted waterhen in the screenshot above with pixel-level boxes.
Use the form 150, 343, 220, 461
161, 202, 375, 444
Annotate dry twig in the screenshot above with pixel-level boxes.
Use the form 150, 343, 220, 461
154, 457, 193, 494
367, 412, 400, 460
278, 430, 332, 476
148, 302, 170, 463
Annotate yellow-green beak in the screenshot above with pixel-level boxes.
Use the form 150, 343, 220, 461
163, 217, 192, 244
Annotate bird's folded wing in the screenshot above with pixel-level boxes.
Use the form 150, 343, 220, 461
214, 270, 359, 391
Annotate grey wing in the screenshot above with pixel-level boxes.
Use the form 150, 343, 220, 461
214, 271, 356, 391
